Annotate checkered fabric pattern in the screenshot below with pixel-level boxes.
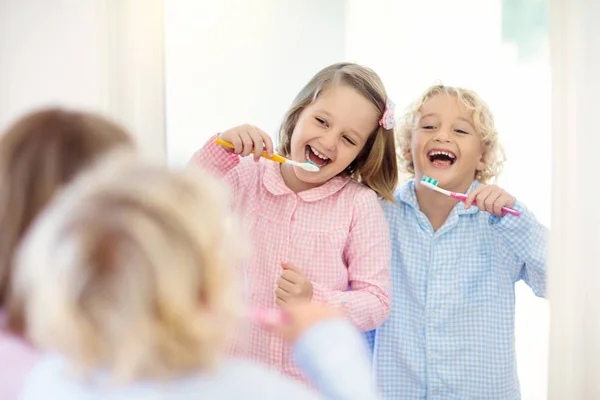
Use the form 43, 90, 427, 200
366, 180, 548, 400
190, 137, 391, 383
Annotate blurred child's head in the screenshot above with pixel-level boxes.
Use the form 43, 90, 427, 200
278, 62, 398, 201
12, 162, 240, 381
0, 108, 134, 328
398, 84, 504, 191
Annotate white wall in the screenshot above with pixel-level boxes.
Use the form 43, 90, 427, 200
0, 0, 165, 162
345, 0, 503, 118
164, 0, 346, 167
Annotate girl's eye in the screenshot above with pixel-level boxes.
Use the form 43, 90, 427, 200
316, 117, 329, 127
343, 136, 356, 146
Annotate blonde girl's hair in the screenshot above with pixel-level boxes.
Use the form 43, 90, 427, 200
277, 62, 398, 201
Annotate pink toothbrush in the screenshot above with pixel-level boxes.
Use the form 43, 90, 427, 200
420, 176, 520, 217
249, 308, 287, 325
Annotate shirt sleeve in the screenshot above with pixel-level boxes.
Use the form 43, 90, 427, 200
188, 134, 255, 209
311, 190, 392, 331
294, 318, 380, 400
363, 330, 376, 353
489, 201, 548, 297
189, 134, 241, 177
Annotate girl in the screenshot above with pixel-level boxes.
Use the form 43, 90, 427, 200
190, 62, 398, 381
14, 162, 379, 400
0, 108, 134, 399
368, 85, 547, 399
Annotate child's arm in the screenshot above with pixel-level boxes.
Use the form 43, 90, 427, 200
311, 190, 392, 331
489, 202, 548, 297
189, 133, 242, 178
190, 125, 274, 177
189, 127, 272, 205
294, 318, 379, 400
363, 330, 376, 353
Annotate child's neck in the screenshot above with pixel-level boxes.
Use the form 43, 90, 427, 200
414, 181, 468, 232
280, 163, 323, 193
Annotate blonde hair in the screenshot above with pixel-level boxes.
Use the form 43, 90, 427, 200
0, 108, 134, 332
397, 84, 505, 183
12, 161, 241, 381
278, 62, 398, 201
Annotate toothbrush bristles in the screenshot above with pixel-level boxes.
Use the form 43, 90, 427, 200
421, 176, 438, 186
301, 161, 320, 172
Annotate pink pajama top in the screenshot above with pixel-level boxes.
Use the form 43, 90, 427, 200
190, 138, 391, 381
0, 311, 39, 399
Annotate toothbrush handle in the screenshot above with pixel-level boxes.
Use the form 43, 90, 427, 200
249, 308, 288, 325
214, 138, 287, 163
450, 193, 521, 217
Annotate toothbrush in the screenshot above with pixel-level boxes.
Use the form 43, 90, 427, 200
420, 176, 520, 217
249, 308, 287, 325
214, 138, 320, 172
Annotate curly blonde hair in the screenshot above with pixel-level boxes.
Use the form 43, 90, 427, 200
12, 161, 243, 381
397, 84, 505, 183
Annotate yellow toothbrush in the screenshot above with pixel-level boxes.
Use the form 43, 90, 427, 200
214, 138, 320, 172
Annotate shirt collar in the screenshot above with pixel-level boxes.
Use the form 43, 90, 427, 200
262, 161, 351, 202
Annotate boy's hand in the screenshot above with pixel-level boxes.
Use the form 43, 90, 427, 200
219, 124, 274, 161
275, 262, 313, 306
464, 184, 516, 217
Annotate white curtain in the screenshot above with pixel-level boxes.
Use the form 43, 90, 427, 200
106, 0, 166, 163
547, 0, 600, 398
0, 0, 166, 162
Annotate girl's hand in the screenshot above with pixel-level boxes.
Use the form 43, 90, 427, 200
275, 262, 313, 306
219, 124, 274, 162
464, 184, 516, 217
264, 302, 342, 342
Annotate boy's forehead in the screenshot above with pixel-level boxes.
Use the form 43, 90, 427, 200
418, 93, 473, 121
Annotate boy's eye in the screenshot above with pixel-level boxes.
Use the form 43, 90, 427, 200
343, 136, 356, 146
422, 125, 436, 130
316, 117, 329, 127
455, 129, 469, 135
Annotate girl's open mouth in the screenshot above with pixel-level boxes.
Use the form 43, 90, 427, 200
305, 145, 330, 167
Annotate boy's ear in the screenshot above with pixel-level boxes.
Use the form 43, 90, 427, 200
476, 151, 485, 172
404, 149, 413, 162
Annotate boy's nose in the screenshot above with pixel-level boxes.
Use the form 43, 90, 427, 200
433, 129, 451, 142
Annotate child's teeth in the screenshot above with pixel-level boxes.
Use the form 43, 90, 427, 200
310, 146, 329, 160
429, 150, 455, 159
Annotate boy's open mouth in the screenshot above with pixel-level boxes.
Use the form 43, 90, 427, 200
305, 145, 330, 167
428, 149, 457, 167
